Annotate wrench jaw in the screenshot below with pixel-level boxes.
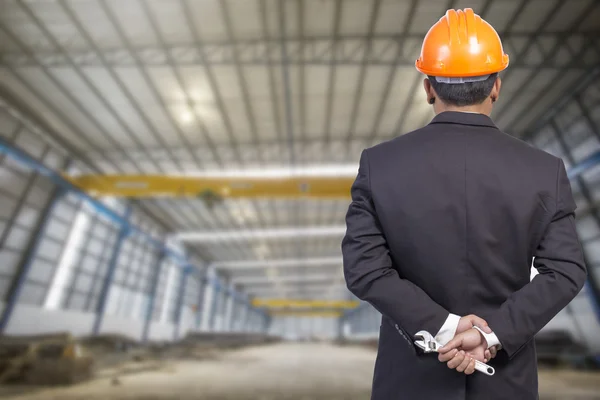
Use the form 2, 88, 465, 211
414, 339, 427, 352
413, 331, 439, 353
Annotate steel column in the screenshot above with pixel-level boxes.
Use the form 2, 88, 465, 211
200, 272, 215, 331
209, 280, 221, 331
264, 314, 272, 334
224, 284, 235, 332
195, 273, 207, 329
92, 206, 132, 335
0, 187, 64, 333
238, 300, 248, 332
142, 249, 166, 343
217, 284, 229, 331
243, 304, 252, 332
337, 314, 345, 340
173, 267, 191, 340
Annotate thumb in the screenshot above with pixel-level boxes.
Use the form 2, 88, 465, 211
468, 315, 492, 334
439, 335, 464, 354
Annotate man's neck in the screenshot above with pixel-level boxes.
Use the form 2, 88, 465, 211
435, 105, 491, 116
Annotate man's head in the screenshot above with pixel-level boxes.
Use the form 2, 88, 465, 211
423, 73, 502, 114
416, 8, 508, 115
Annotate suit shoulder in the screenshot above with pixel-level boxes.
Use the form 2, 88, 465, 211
496, 129, 560, 165
365, 126, 427, 156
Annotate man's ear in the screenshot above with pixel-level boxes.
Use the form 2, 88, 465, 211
423, 78, 436, 104
491, 77, 502, 103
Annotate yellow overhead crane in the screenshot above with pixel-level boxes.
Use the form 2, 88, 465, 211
65, 175, 355, 199
252, 299, 358, 317
252, 299, 359, 309
268, 310, 344, 318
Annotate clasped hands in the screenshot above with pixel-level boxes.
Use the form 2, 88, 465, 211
437, 315, 499, 375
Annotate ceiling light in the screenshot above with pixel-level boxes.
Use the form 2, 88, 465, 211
180, 110, 193, 124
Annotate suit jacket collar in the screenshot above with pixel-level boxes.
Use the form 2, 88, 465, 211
430, 111, 498, 129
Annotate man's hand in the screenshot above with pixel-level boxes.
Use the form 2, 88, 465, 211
457, 314, 491, 334
456, 315, 498, 361
440, 350, 478, 375
438, 329, 489, 374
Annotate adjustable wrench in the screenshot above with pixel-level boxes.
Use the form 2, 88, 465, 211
414, 330, 495, 376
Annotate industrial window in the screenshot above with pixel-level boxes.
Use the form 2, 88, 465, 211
0, 110, 68, 305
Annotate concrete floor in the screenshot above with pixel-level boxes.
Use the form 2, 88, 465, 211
3, 343, 600, 400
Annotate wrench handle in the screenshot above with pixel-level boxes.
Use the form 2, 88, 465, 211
474, 360, 495, 376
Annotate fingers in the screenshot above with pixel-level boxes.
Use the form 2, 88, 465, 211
439, 335, 464, 353
466, 314, 492, 334
463, 358, 476, 375
442, 350, 478, 376
489, 346, 498, 359
447, 350, 466, 370
438, 348, 459, 362
456, 354, 472, 373
484, 349, 491, 361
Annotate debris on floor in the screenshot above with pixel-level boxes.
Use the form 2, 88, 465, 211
0, 332, 93, 385
0, 331, 280, 390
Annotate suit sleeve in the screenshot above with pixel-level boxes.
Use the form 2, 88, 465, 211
342, 150, 449, 336
485, 159, 587, 358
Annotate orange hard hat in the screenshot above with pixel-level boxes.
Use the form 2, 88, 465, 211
416, 8, 509, 78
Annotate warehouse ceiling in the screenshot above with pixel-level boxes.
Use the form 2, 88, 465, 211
0, 0, 599, 299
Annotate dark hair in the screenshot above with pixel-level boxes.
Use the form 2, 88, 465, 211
428, 73, 498, 107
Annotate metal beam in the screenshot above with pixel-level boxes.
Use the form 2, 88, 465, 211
521, 67, 600, 140
176, 226, 345, 242
213, 256, 341, 270
497, 1, 600, 127
277, 0, 296, 165
1, 33, 597, 68
0, 136, 188, 264
503, 38, 599, 135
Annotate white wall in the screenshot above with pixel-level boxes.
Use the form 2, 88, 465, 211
0, 301, 182, 341
0, 302, 95, 337
178, 307, 197, 339
148, 321, 176, 341
100, 315, 145, 339
269, 316, 338, 340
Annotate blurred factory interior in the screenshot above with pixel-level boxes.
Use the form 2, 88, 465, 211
0, 0, 599, 398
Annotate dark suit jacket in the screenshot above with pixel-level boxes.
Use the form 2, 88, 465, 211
342, 111, 587, 400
